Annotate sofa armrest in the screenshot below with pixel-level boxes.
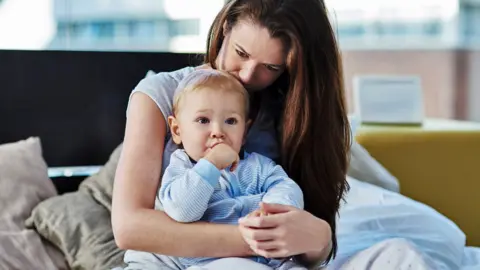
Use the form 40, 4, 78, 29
355, 119, 480, 246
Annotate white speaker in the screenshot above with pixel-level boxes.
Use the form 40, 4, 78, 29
353, 75, 425, 125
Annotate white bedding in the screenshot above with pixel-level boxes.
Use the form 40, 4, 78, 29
330, 177, 480, 270
462, 247, 480, 270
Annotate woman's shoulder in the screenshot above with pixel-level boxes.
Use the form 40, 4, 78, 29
128, 66, 195, 123
135, 66, 195, 93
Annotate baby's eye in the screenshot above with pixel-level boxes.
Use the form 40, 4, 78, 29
196, 117, 210, 124
225, 118, 238, 125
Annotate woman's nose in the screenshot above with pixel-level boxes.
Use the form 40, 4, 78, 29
238, 63, 255, 85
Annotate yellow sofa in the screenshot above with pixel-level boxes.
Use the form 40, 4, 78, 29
355, 118, 480, 247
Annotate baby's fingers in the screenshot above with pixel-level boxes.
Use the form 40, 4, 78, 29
230, 155, 240, 171
230, 161, 238, 171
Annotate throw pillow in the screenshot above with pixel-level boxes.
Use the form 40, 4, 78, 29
0, 137, 68, 270
79, 143, 122, 211
26, 192, 125, 270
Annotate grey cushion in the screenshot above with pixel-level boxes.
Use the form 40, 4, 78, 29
0, 137, 68, 270
26, 191, 125, 270
79, 143, 123, 211
26, 143, 126, 270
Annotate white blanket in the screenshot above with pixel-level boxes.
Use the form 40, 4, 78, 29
462, 247, 480, 270
330, 177, 479, 270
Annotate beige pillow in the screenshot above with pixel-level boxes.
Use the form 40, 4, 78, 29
0, 137, 68, 270
26, 143, 126, 270
26, 191, 125, 270
79, 143, 122, 211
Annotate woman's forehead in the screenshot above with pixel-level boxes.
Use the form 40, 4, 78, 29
230, 21, 286, 66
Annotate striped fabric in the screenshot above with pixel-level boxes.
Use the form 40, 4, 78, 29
156, 149, 304, 268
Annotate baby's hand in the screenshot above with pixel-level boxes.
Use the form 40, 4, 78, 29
247, 208, 269, 218
204, 143, 239, 171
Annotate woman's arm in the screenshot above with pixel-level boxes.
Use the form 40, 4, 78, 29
238, 203, 332, 268
111, 92, 253, 257
294, 222, 333, 268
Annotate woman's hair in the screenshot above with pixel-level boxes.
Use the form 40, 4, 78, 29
172, 69, 250, 117
205, 0, 351, 262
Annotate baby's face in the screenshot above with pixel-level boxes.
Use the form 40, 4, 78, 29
174, 88, 247, 161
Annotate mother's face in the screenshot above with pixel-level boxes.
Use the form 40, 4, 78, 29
216, 20, 287, 92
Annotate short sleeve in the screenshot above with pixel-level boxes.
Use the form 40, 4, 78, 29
126, 66, 194, 124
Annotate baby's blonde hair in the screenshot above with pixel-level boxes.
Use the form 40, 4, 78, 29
173, 69, 249, 117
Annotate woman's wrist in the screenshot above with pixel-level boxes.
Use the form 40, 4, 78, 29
294, 216, 333, 268
295, 239, 332, 267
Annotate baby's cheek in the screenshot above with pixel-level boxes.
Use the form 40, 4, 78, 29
233, 141, 244, 153
182, 142, 204, 160
234, 135, 245, 147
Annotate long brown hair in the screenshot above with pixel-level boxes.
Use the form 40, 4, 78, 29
205, 0, 351, 262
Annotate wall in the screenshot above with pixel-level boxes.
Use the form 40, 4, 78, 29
341, 49, 480, 121
467, 51, 480, 122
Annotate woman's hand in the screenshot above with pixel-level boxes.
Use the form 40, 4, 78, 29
238, 203, 331, 262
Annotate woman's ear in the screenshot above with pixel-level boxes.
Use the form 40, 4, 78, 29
168, 116, 182, 145
222, 21, 228, 37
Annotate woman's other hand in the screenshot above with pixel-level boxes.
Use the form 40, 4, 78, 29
238, 203, 331, 260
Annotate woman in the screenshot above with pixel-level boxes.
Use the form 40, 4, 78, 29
112, 0, 349, 268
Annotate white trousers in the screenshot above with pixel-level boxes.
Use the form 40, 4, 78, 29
186, 257, 306, 270
185, 239, 432, 270
334, 238, 432, 270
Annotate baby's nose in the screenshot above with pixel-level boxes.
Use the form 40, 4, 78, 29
211, 124, 225, 138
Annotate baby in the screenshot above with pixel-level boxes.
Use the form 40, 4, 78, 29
157, 69, 305, 270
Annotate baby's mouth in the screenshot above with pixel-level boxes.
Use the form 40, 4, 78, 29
209, 141, 224, 149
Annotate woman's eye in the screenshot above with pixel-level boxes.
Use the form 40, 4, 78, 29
225, 118, 238, 125
197, 117, 209, 124
236, 49, 248, 59
265, 64, 280, 72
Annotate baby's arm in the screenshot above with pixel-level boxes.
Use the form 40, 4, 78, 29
159, 150, 221, 223
258, 157, 304, 209
206, 193, 265, 223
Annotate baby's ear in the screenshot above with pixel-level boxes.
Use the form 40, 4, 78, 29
168, 116, 182, 145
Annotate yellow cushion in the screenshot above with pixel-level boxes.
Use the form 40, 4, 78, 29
355, 119, 480, 246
